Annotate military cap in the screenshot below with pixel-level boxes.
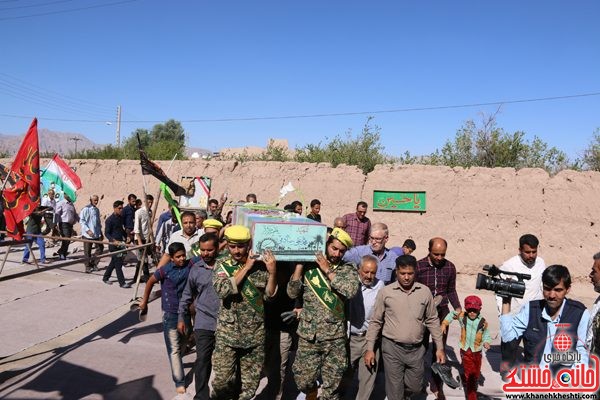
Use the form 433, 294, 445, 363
224, 225, 251, 243
330, 227, 353, 249
203, 219, 224, 229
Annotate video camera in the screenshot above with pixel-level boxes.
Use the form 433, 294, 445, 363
475, 265, 531, 298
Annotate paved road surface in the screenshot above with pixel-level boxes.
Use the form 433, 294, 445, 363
2, 242, 595, 399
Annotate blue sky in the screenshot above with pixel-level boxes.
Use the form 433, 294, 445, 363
1, 1, 599, 159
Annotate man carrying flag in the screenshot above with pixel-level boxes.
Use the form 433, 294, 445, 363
1, 118, 40, 240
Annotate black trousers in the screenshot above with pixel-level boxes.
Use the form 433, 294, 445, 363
58, 222, 73, 257
194, 329, 216, 400
103, 244, 126, 286
83, 239, 104, 268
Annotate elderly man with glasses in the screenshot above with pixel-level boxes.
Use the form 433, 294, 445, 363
342, 222, 397, 284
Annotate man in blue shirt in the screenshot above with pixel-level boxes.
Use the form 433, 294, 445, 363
343, 222, 397, 284
177, 233, 221, 400
500, 264, 590, 372
80, 195, 104, 273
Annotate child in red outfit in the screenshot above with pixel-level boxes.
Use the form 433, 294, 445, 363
441, 295, 491, 400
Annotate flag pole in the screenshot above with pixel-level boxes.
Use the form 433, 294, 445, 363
150, 153, 178, 227
131, 153, 178, 299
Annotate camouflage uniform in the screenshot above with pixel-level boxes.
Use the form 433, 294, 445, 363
212, 255, 270, 400
288, 261, 359, 400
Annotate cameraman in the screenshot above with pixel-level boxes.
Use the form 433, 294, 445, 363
500, 265, 589, 370
496, 234, 546, 378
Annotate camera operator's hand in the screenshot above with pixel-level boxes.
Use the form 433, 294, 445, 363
501, 296, 512, 315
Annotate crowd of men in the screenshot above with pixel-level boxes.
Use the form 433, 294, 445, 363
19, 192, 600, 400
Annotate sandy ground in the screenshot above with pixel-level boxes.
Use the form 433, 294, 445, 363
0, 242, 598, 400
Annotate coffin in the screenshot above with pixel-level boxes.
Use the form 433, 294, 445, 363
233, 204, 327, 261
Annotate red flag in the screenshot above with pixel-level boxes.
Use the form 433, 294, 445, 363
2, 118, 40, 240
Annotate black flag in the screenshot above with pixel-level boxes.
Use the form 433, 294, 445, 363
137, 133, 187, 196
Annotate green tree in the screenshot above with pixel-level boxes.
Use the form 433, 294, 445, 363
69, 144, 125, 159
151, 119, 186, 143
256, 139, 291, 161
426, 113, 569, 174
121, 119, 186, 160
582, 128, 600, 171
294, 117, 388, 174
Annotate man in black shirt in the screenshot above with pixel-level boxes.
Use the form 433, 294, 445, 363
122, 193, 137, 243
22, 207, 49, 264
103, 200, 128, 287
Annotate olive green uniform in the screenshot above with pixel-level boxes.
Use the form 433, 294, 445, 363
212, 255, 270, 400
287, 262, 359, 400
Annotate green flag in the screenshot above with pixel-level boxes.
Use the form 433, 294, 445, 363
160, 183, 182, 228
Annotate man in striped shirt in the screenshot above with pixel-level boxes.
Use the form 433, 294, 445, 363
416, 237, 462, 400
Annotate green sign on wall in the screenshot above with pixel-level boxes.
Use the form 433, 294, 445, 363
373, 191, 426, 212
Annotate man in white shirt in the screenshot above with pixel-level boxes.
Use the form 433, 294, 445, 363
128, 194, 153, 286
155, 211, 200, 269
496, 234, 546, 379
346, 255, 385, 400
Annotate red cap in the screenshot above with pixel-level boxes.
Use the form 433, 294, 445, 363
464, 295, 482, 310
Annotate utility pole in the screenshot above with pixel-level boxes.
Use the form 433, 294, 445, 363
69, 137, 82, 157
116, 105, 122, 147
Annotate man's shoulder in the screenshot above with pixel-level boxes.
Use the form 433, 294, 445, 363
169, 230, 185, 240
444, 259, 457, 270
352, 244, 371, 254
565, 298, 587, 312
338, 261, 359, 273
416, 257, 429, 267
372, 279, 385, 291
501, 255, 522, 269
533, 256, 546, 269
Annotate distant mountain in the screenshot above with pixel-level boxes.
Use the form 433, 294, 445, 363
0, 129, 213, 158
0, 129, 99, 156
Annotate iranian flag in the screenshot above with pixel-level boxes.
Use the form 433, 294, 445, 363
40, 154, 82, 201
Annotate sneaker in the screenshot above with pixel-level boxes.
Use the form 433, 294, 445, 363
431, 363, 460, 389
59, 255, 67, 261
85, 268, 92, 273
20, 260, 30, 265
124, 282, 133, 288
103, 280, 113, 285
92, 265, 99, 272
119, 283, 128, 288
41, 260, 52, 265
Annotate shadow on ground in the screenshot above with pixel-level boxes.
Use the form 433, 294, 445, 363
0, 307, 161, 399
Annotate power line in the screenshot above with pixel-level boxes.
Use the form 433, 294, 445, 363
0, 0, 76, 11
0, 0, 140, 21
0, 73, 114, 115
0, 91, 599, 124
